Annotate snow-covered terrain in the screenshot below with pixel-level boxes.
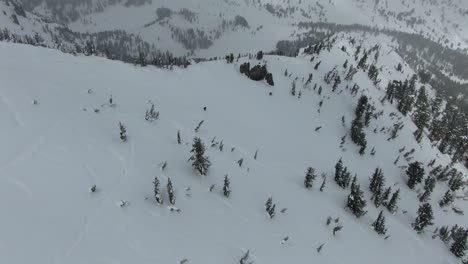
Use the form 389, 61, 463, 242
4, 0, 468, 57
0, 33, 466, 264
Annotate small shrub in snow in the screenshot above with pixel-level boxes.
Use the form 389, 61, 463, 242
167, 178, 175, 205
119, 122, 127, 142
153, 176, 163, 205
223, 175, 231, 197
265, 197, 276, 219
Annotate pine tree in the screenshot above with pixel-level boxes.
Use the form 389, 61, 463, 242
357, 52, 368, 70
188, 137, 211, 176
346, 181, 367, 218
382, 186, 392, 206
119, 122, 127, 142
369, 168, 385, 193
450, 226, 468, 258
413, 203, 434, 232
334, 158, 344, 186
223, 174, 231, 197
406, 161, 425, 189
368, 64, 379, 84
419, 176, 436, 202
304, 167, 317, 189
373, 181, 384, 208
167, 178, 175, 205
386, 189, 400, 214
291, 81, 296, 96
153, 176, 163, 204
372, 210, 387, 235
439, 225, 451, 242
449, 173, 464, 192
177, 130, 181, 144
439, 190, 454, 207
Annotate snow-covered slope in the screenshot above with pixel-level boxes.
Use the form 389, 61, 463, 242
0, 38, 466, 264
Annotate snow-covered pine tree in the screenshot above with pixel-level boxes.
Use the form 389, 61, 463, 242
346, 181, 367, 218
304, 167, 317, 189
419, 176, 436, 202
406, 161, 425, 189
450, 226, 468, 258
332, 75, 341, 92
119, 122, 127, 142
357, 52, 368, 70
382, 186, 392, 206
386, 189, 400, 214
437, 225, 451, 242
153, 176, 163, 204
223, 174, 231, 197
368, 64, 379, 84
342, 168, 352, 188
177, 130, 181, 144
449, 173, 464, 192
439, 190, 454, 207
188, 137, 211, 176
369, 167, 385, 193
167, 178, 175, 205
372, 210, 387, 235
334, 158, 344, 186
413, 203, 434, 232
373, 181, 384, 208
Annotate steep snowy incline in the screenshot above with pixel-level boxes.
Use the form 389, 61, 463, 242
0, 42, 466, 264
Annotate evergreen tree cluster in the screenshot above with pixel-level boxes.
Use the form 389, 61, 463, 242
419, 176, 436, 202
406, 161, 425, 189
413, 203, 434, 233
346, 178, 367, 218
334, 159, 351, 189
369, 168, 385, 207
350, 95, 370, 154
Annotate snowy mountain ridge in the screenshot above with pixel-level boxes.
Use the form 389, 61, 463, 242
3, 0, 468, 57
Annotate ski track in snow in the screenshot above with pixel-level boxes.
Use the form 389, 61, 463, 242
6, 177, 33, 196
0, 92, 26, 127
0, 121, 60, 174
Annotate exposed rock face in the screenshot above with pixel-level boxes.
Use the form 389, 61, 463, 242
239, 62, 273, 86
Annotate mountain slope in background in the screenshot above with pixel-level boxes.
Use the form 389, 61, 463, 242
0, 32, 467, 263
7, 0, 468, 57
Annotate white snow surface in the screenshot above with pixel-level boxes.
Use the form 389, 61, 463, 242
0, 37, 467, 264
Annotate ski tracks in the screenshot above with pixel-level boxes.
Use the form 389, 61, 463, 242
0, 92, 26, 128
